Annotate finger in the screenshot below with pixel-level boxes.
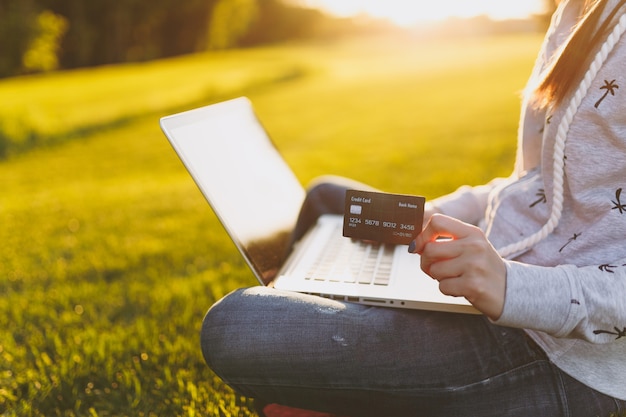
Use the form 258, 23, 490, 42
424, 256, 466, 281
419, 214, 457, 242
437, 276, 465, 297
426, 238, 498, 278
419, 240, 464, 276
411, 214, 478, 254
422, 244, 483, 281
421, 237, 464, 261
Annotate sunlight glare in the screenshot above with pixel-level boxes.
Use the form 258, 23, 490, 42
304, 0, 547, 26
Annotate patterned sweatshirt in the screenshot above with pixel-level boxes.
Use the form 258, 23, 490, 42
431, 0, 626, 400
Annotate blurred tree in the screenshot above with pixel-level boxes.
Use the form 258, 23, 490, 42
0, 0, 338, 76
0, 0, 40, 77
208, 0, 258, 49
22, 10, 68, 73
34, 0, 218, 68
157, 0, 219, 56
2, 0, 544, 78
238, 0, 327, 45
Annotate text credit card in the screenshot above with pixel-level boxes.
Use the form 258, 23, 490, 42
343, 190, 425, 245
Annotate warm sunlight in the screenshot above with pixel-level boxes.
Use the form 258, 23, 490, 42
303, 0, 548, 26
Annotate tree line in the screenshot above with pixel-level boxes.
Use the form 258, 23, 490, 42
0, 0, 351, 79
0, 0, 556, 79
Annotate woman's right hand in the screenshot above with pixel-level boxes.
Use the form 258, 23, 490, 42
411, 213, 506, 320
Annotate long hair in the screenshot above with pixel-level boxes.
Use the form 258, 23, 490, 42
535, 0, 626, 108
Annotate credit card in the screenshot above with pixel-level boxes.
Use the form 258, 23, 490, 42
343, 190, 425, 245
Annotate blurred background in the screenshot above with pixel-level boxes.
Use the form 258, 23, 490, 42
1, 0, 552, 78
1, 1, 555, 416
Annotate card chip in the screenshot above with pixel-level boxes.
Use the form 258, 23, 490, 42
350, 204, 362, 215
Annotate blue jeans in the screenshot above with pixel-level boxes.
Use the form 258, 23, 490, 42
200, 178, 626, 417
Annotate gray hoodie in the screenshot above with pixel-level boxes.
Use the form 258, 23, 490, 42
431, 0, 626, 400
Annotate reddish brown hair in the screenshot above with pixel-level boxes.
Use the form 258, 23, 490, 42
535, 0, 625, 108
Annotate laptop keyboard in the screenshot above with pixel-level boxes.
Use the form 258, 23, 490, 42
305, 236, 395, 286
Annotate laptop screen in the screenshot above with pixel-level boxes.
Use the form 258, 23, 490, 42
161, 98, 305, 285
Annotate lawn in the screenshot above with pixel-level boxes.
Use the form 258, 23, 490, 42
0, 32, 542, 415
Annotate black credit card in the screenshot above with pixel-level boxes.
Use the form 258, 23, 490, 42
343, 190, 425, 245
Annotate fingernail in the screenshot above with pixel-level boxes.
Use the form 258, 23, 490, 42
408, 240, 416, 253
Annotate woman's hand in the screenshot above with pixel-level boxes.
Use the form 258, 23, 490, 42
409, 214, 506, 320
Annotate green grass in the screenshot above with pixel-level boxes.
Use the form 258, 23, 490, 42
1, 33, 543, 415
0, 43, 312, 157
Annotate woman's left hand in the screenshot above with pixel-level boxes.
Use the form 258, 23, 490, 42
409, 214, 506, 320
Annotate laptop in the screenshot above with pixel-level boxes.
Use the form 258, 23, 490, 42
160, 97, 478, 314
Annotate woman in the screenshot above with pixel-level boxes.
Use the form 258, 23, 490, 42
201, 0, 626, 415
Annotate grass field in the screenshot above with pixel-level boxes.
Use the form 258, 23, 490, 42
0, 33, 542, 415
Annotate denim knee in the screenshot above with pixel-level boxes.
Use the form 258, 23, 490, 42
199, 288, 247, 374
